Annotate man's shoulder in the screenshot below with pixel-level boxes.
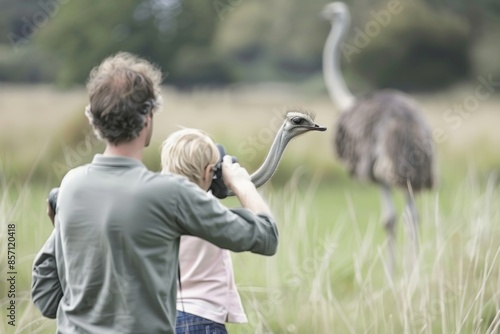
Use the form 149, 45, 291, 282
60, 164, 88, 185
152, 172, 199, 193
60, 164, 204, 198
139, 172, 209, 209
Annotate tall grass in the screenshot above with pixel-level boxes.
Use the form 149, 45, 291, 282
0, 176, 58, 334
228, 171, 500, 333
1, 86, 499, 333
0, 171, 499, 333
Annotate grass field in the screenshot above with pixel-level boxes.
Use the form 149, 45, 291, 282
1, 84, 499, 333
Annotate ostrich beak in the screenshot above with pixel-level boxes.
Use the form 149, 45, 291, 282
307, 123, 327, 131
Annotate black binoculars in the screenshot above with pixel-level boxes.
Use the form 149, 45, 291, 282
209, 144, 238, 199
48, 187, 59, 213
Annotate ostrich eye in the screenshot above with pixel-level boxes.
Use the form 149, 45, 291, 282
292, 117, 305, 125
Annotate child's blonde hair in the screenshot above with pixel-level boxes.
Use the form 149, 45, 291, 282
161, 128, 219, 186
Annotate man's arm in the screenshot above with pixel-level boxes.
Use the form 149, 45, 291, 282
174, 177, 278, 256
31, 229, 63, 318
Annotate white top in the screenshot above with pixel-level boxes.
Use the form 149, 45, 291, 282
176, 235, 248, 324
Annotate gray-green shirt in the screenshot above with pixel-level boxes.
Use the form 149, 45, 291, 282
31, 155, 278, 333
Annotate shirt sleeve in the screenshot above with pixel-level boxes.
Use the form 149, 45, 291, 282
31, 230, 63, 319
174, 180, 278, 256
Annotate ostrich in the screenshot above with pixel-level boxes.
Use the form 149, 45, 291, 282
224, 110, 327, 196
321, 2, 435, 276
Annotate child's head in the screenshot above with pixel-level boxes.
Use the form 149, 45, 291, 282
161, 128, 219, 190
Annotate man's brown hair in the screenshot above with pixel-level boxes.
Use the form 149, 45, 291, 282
85, 52, 163, 144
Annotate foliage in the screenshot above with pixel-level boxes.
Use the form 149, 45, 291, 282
0, 0, 41, 44
0, 45, 56, 82
33, 0, 228, 86
347, 0, 472, 91
213, 0, 330, 82
0, 0, 499, 90
204, 0, 477, 91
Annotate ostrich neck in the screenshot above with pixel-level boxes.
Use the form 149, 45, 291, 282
227, 126, 290, 197
250, 127, 290, 188
323, 16, 355, 112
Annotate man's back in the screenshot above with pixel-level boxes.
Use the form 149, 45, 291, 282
55, 155, 182, 333
33, 154, 278, 333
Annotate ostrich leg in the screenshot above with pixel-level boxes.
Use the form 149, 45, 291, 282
380, 184, 396, 278
403, 189, 419, 274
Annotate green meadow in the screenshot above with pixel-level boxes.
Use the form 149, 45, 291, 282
1, 84, 499, 333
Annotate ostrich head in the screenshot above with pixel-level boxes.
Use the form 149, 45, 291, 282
320, 2, 350, 22
240, 109, 326, 190
282, 110, 327, 139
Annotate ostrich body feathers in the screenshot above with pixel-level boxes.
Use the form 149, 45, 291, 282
335, 90, 435, 192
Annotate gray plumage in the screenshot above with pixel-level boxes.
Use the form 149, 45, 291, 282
322, 2, 436, 277
335, 90, 434, 192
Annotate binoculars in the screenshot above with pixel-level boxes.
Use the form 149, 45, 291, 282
209, 144, 238, 199
47, 144, 237, 212
48, 187, 59, 213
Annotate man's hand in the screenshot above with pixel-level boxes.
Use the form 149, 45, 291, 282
46, 199, 55, 226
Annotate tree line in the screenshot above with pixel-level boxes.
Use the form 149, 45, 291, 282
0, 0, 499, 92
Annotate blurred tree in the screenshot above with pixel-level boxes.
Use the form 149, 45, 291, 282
213, 0, 332, 82
0, 0, 498, 89
0, 0, 60, 82
0, 0, 40, 45
421, 0, 500, 44
347, 0, 472, 91
35, 0, 229, 86
422, 0, 500, 80
0, 45, 57, 82
165, 0, 231, 86
213, 0, 475, 92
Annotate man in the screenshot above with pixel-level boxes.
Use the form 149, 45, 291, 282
31, 52, 278, 334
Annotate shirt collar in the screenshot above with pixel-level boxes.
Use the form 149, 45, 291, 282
91, 154, 146, 168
